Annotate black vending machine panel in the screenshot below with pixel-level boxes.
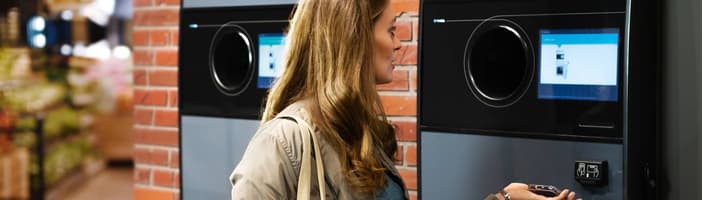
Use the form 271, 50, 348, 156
179, 5, 293, 119
178, 1, 295, 199
419, 0, 660, 199
422, 1, 627, 141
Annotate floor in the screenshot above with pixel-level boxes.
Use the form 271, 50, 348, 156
63, 167, 133, 200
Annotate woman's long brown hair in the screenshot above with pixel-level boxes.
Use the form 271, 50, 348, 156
260, 0, 396, 195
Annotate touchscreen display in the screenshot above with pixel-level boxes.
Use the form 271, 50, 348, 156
538, 28, 619, 101
258, 33, 286, 89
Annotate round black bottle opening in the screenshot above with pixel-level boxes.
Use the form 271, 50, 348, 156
209, 23, 254, 96
465, 21, 533, 107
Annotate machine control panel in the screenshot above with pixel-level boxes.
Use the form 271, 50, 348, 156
575, 160, 608, 186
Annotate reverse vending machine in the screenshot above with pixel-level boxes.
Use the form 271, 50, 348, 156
419, 0, 661, 199
178, 1, 294, 199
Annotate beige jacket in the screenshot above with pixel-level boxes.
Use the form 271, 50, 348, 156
230, 101, 409, 199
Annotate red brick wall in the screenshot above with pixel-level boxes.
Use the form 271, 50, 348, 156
383, 1, 419, 199
132, 0, 419, 199
133, 0, 181, 199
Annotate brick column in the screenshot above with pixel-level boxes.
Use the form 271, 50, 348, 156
382, 1, 420, 200
131, 0, 419, 199
132, 0, 181, 199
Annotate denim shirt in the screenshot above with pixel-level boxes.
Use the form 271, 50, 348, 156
376, 172, 406, 200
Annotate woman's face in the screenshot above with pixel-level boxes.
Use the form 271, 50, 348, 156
373, 6, 401, 84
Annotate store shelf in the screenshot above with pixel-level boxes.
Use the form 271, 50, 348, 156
1, 0, 132, 198
1, 49, 102, 200
43, 157, 104, 200
28, 110, 100, 200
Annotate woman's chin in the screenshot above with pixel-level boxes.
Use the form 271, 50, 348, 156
376, 78, 393, 85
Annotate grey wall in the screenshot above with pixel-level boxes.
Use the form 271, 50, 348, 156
663, 0, 702, 199
421, 132, 624, 200
183, 0, 296, 8
181, 116, 259, 200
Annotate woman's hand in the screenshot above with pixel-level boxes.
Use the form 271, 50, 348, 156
502, 183, 582, 200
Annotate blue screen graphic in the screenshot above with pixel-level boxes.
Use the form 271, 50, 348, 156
538, 28, 620, 102
257, 33, 286, 89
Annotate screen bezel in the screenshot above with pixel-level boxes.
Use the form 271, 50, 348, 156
528, 16, 626, 139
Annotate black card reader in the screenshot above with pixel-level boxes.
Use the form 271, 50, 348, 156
575, 160, 608, 186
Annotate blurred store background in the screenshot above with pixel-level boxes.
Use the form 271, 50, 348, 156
0, 0, 133, 199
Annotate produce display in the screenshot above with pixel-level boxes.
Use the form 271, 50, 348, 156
0, 48, 20, 82
2, 83, 66, 113
14, 116, 36, 132
0, 48, 31, 82
43, 107, 81, 141
11, 131, 35, 149
0, 47, 101, 198
31, 136, 96, 187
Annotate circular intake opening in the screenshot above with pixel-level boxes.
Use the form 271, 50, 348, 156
209, 23, 254, 96
464, 19, 534, 107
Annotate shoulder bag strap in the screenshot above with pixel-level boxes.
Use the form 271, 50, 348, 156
277, 114, 327, 200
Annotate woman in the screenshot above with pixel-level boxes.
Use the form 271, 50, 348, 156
230, 0, 580, 199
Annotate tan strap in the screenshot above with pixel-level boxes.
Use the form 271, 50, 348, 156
278, 114, 327, 200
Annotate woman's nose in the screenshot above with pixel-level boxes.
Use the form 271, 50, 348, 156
393, 36, 401, 51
